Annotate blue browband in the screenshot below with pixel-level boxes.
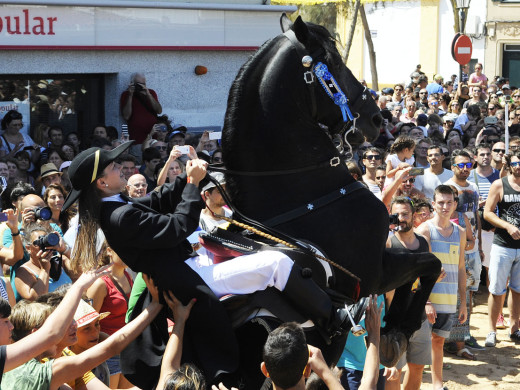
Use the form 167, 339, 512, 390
313, 62, 355, 123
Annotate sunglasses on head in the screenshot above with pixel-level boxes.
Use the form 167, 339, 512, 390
453, 162, 473, 169
364, 155, 381, 160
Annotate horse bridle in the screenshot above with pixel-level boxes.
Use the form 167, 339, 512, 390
283, 29, 370, 159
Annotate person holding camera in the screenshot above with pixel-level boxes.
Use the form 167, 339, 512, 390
120, 73, 162, 160
2, 194, 72, 300
14, 223, 71, 301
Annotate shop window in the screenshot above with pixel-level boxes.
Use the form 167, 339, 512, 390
0, 75, 104, 145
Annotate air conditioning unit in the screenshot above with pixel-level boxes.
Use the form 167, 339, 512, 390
465, 15, 481, 35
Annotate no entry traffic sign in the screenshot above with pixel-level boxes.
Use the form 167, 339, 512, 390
452, 34, 472, 65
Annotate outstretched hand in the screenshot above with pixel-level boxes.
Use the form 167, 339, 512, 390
74, 263, 113, 291
365, 294, 383, 335
163, 290, 196, 324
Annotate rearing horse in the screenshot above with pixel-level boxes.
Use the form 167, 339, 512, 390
221, 14, 441, 373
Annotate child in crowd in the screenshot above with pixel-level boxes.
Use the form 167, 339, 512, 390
385, 136, 416, 185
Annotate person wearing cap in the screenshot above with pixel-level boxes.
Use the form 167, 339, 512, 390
64, 141, 362, 389
39, 163, 62, 192
120, 73, 162, 148
67, 299, 111, 387
2, 273, 162, 390
199, 172, 232, 232
426, 74, 444, 96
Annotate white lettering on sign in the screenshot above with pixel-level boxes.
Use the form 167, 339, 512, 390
0, 9, 57, 35
0, 4, 284, 49
458, 47, 471, 54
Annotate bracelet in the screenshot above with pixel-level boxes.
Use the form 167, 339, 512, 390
11, 231, 20, 237
187, 177, 193, 184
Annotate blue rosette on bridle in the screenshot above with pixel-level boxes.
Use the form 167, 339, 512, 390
314, 62, 355, 123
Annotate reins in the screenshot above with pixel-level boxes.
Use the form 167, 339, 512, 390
204, 172, 361, 283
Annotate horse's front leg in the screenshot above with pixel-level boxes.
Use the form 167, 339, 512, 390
377, 249, 441, 367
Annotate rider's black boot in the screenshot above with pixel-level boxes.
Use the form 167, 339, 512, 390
282, 264, 368, 337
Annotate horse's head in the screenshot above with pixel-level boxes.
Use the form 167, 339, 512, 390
280, 15, 382, 142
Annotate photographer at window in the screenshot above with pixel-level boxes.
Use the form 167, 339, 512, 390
14, 224, 71, 301
120, 73, 162, 161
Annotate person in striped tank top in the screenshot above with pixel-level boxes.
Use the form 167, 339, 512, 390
416, 185, 467, 390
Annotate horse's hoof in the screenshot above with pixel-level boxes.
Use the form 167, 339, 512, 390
379, 330, 408, 367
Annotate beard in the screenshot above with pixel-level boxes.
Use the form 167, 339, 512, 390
399, 221, 414, 232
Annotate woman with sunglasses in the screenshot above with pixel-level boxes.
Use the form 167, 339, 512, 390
0, 110, 39, 162
448, 100, 461, 115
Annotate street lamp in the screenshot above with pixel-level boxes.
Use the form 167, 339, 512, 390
455, 0, 471, 33
455, 0, 471, 84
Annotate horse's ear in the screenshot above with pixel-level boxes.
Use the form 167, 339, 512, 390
292, 16, 309, 43
280, 13, 292, 32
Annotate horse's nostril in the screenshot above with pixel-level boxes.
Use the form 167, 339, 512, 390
372, 114, 383, 128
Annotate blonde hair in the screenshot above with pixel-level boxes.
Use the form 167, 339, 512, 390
10, 301, 52, 342
164, 364, 206, 390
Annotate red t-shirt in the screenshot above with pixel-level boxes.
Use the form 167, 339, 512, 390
120, 89, 159, 144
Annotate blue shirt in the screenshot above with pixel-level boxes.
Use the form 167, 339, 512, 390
426, 82, 443, 96
337, 295, 386, 371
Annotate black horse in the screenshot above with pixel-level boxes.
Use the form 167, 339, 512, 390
220, 14, 441, 384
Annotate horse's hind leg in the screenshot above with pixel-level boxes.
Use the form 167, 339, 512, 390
378, 249, 441, 367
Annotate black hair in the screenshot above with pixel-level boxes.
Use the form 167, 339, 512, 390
142, 147, 161, 163
362, 147, 381, 159
433, 184, 455, 201
117, 154, 137, 165
390, 196, 415, 214
0, 298, 11, 318
9, 182, 36, 207
90, 136, 112, 149
106, 126, 119, 141
1, 110, 23, 130
263, 322, 308, 389
467, 104, 481, 119
450, 149, 471, 165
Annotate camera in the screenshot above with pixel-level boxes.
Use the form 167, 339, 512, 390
133, 83, 144, 93
389, 214, 400, 225
33, 232, 60, 251
33, 233, 62, 280
33, 206, 52, 221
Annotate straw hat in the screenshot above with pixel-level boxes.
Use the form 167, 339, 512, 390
74, 299, 110, 328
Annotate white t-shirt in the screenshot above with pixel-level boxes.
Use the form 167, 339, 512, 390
385, 154, 415, 185
414, 168, 454, 201
199, 207, 232, 232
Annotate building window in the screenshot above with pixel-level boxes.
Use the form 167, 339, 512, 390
0, 75, 104, 145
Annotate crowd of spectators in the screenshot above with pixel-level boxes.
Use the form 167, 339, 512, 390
0, 65, 518, 390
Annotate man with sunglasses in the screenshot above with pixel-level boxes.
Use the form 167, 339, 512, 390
381, 167, 425, 208
361, 147, 384, 198
483, 151, 520, 346
444, 150, 484, 351
414, 145, 454, 201
491, 141, 506, 172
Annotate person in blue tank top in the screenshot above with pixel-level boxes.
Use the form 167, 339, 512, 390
416, 185, 466, 390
